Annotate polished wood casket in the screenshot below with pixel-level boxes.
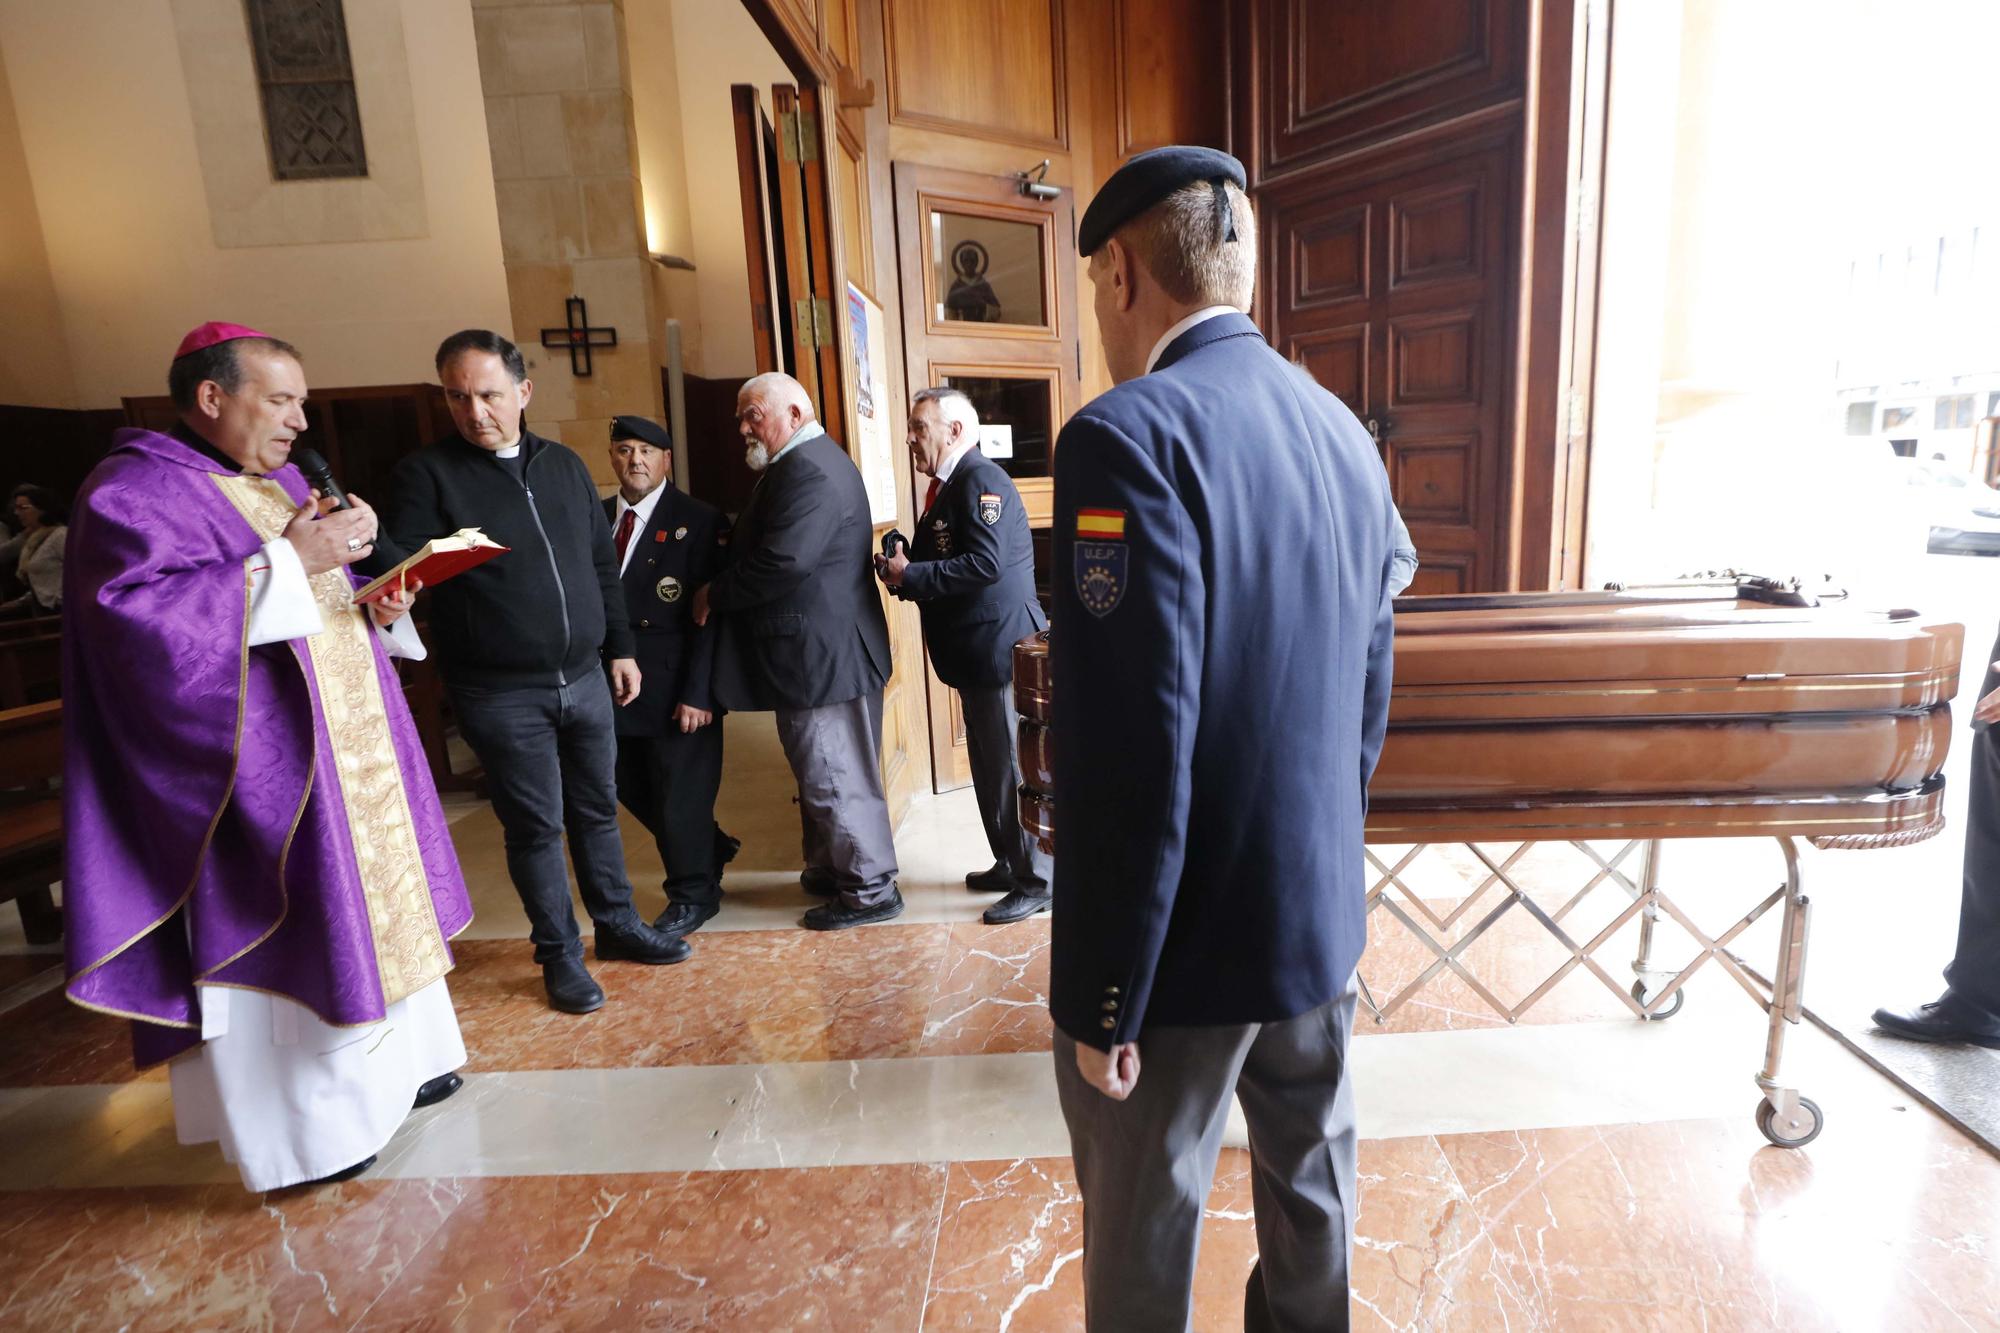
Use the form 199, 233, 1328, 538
1015, 579, 1965, 848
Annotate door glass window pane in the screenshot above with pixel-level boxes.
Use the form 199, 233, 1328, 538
942, 374, 1054, 477
932, 212, 1047, 326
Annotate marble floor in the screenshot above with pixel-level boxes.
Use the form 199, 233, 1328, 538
4, 713, 1999, 1330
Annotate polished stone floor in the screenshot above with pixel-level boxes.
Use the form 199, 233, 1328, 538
3, 713, 1998, 1330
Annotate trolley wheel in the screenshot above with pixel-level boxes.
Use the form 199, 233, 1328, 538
1756, 1096, 1823, 1148
1631, 979, 1685, 1021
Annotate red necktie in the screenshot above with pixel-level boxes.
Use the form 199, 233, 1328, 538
924, 478, 940, 513
614, 507, 636, 563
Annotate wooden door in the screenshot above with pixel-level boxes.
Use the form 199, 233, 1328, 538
729, 85, 781, 375
893, 160, 1078, 790
1263, 129, 1519, 593
1242, 0, 1541, 593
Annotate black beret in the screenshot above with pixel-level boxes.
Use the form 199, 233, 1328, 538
610, 414, 672, 450
1077, 145, 1247, 258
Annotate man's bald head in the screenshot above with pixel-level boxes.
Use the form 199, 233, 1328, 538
737, 372, 816, 471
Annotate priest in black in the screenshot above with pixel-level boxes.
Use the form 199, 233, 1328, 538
604, 415, 738, 937
876, 387, 1049, 923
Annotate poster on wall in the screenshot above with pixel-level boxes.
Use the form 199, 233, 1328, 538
847, 283, 899, 525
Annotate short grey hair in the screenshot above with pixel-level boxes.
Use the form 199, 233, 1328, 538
912, 385, 980, 438
1122, 180, 1256, 310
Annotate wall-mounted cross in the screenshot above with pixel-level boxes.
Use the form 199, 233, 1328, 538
539, 296, 617, 377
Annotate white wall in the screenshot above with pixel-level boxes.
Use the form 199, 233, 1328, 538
0, 0, 512, 406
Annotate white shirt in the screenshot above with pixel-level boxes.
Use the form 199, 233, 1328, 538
769, 419, 826, 465
1145, 305, 1241, 375
932, 439, 976, 485
611, 484, 667, 575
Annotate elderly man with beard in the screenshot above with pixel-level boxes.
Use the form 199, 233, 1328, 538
692, 373, 900, 928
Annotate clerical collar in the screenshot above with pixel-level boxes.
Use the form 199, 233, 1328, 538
492, 441, 522, 459
768, 420, 826, 465
170, 423, 245, 474
933, 439, 976, 484
1145, 305, 1239, 375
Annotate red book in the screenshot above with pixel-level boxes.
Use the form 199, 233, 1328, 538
351, 528, 508, 605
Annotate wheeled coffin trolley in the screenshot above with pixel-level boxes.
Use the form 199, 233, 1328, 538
1014, 577, 1965, 1147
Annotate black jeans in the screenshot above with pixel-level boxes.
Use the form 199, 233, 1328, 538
451, 672, 640, 963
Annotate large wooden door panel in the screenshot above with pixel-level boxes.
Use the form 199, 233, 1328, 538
1252, 0, 1526, 180
1266, 132, 1516, 593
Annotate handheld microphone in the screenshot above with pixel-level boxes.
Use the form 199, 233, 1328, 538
294, 447, 352, 511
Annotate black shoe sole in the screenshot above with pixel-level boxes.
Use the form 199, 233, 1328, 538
965, 879, 1013, 895
654, 904, 721, 936
983, 898, 1052, 925
547, 989, 607, 1014
1872, 1013, 2000, 1049
413, 1071, 464, 1109
301, 1154, 376, 1186
801, 901, 906, 931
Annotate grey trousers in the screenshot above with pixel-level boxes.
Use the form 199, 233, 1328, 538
775, 690, 899, 907
959, 683, 1051, 892
1054, 983, 1360, 1333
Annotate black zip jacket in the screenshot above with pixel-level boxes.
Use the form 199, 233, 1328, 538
363, 431, 634, 689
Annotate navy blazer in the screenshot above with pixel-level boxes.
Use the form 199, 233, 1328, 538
603, 485, 729, 734
893, 449, 1046, 689
1049, 311, 1403, 1050
707, 430, 893, 712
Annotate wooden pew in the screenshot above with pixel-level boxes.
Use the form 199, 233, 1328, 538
0, 631, 59, 710
0, 700, 63, 944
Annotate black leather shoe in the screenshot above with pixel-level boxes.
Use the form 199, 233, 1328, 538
1872, 992, 2000, 1049
413, 1071, 463, 1109
543, 957, 607, 1014
965, 862, 1013, 894
800, 870, 840, 898
982, 889, 1052, 925
302, 1154, 376, 1186
594, 920, 694, 965
802, 887, 905, 930
654, 900, 720, 937
715, 830, 742, 866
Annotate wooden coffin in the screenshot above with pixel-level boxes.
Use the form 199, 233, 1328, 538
1014, 580, 1964, 847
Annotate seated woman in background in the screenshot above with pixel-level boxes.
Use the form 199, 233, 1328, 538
2, 484, 66, 617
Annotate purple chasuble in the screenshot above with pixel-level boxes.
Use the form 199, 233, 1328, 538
61, 429, 473, 1066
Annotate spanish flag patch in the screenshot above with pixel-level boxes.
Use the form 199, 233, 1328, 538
1076, 508, 1126, 541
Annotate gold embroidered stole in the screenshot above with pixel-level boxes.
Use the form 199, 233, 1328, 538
215, 476, 450, 1006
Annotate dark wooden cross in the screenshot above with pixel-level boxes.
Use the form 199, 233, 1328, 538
539, 296, 618, 376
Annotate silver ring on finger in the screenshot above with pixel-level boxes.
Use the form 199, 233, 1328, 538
346, 537, 365, 552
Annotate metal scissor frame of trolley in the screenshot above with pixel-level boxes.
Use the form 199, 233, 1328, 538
1362, 785, 1945, 1149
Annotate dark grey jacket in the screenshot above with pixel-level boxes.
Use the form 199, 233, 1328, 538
365, 431, 633, 690
707, 430, 892, 711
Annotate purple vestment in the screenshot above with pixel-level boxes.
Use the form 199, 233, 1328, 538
62, 429, 473, 1066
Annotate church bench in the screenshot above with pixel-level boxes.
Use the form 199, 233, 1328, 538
0, 700, 63, 944
0, 630, 60, 709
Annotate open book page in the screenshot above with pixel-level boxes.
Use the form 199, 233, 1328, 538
351, 528, 508, 604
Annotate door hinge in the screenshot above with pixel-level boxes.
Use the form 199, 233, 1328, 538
795, 296, 833, 347
778, 109, 818, 164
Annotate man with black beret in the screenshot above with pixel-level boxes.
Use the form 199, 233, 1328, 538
605, 414, 739, 937
1049, 145, 1408, 1329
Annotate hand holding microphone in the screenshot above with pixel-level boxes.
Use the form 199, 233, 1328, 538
283, 447, 379, 574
